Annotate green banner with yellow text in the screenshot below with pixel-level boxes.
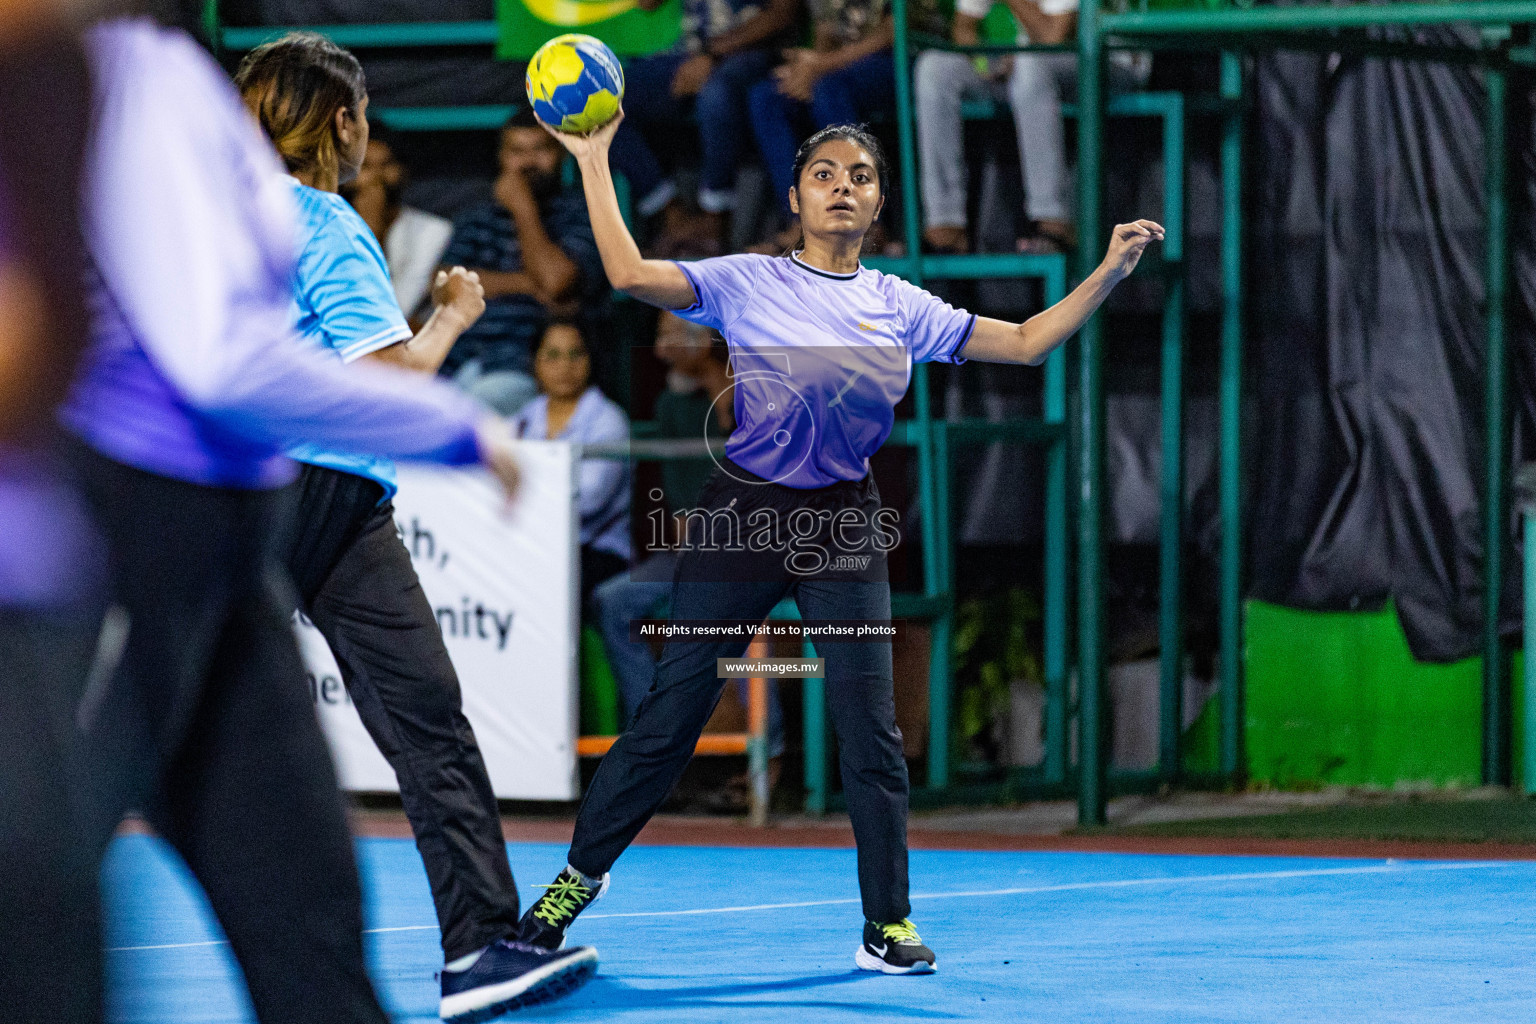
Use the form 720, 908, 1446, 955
496, 0, 683, 60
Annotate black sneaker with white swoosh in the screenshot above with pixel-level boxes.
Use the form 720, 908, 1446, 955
855, 919, 937, 974
516, 867, 609, 950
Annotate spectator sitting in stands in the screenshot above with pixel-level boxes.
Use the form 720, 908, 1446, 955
747, 0, 944, 250
914, 0, 1148, 254
438, 110, 604, 415
605, 0, 799, 257
343, 129, 453, 323
512, 319, 631, 605
591, 313, 785, 801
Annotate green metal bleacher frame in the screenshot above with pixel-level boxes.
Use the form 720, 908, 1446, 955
206, 0, 1185, 815
1069, 0, 1536, 824
209, 0, 1536, 824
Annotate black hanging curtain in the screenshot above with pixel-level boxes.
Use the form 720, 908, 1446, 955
1247, 34, 1536, 663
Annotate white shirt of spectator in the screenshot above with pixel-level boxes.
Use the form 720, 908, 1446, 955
385, 205, 454, 320
956, 0, 1146, 72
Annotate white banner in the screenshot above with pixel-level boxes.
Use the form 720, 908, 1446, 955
298, 442, 580, 800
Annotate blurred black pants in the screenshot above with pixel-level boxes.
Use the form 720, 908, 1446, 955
568, 463, 912, 923
72, 447, 388, 1024
280, 463, 520, 960
0, 607, 106, 1024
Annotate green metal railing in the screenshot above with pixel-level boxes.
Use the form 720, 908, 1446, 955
209, 2, 1184, 811
220, 20, 500, 49
859, 254, 1072, 796
374, 105, 513, 132
1105, 1, 1536, 34
1076, 0, 1109, 823
889, 0, 1199, 809
210, 2, 1079, 805
209, 0, 1536, 818
1076, 0, 1536, 818
1526, 501, 1536, 796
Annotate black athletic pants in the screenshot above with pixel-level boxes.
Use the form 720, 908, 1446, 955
0, 606, 107, 1024
280, 463, 519, 960
70, 446, 389, 1024
568, 463, 912, 923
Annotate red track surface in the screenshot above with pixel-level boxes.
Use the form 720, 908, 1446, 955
348, 809, 1536, 862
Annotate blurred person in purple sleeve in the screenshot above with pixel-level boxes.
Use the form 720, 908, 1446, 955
0, 12, 106, 1024
5, 11, 540, 1024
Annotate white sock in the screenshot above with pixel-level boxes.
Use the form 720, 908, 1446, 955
567, 864, 604, 890
444, 946, 486, 973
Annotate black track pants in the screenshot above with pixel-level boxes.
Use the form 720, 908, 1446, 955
71, 446, 389, 1024
280, 463, 520, 960
568, 463, 912, 923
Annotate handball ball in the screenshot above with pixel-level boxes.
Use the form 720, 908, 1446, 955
526, 34, 624, 134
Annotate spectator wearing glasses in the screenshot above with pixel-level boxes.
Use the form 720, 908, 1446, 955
512, 318, 632, 606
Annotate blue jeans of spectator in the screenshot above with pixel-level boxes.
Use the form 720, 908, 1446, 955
748, 50, 897, 215
607, 49, 776, 215
593, 550, 784, 756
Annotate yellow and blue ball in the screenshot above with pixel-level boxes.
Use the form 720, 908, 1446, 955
525, 34, 624, 134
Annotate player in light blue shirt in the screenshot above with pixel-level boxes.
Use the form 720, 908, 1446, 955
282, 174, 417, 492
516, 115, 1163, 974
236, 32, 600, 1020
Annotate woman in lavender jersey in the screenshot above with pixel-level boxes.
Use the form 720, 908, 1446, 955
514, 112, 1162, 973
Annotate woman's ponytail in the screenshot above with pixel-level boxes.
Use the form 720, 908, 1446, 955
234, 32, 365, 185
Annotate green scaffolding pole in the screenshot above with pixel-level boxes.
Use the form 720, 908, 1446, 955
1076, 0, 1108, 826
1526, 510, 1536, 796
1218, 51, 1245, 781
202, 0, 221, 51
1043, 268, 1071, 787
803, 639, 827, 814
1156, 95, 1186, 782
889, 0, 954, 792
1484, 67, 1511, 785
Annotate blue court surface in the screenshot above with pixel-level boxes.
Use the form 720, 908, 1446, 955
105, 834, 1536, 1023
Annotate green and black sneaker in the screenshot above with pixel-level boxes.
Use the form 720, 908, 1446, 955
856, 919, 937, 975
517, 866, 609, 950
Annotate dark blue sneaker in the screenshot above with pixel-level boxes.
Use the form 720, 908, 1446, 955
438, 939, 598, 1021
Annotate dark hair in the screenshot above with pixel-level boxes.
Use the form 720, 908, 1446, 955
506, 107, 543, 132
367, 120, 399, 156
235, 32, 366, 184
539, 316, 589, 349
790, 123, 889, 198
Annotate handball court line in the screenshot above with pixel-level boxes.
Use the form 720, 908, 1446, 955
107, 858, 1512, 952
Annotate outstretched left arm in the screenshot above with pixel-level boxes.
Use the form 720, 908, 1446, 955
958, 220, 1164, 365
